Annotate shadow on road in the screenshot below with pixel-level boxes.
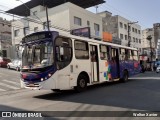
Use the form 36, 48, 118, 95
34, 78, 160, 111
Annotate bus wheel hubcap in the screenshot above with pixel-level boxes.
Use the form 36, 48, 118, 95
80, 79, 85, 88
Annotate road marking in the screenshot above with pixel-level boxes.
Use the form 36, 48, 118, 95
0, 88, 5, 91
2, 79, 20, 86
0, 83, 19, 89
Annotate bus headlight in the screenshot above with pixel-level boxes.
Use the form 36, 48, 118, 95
41, 78, 44, 81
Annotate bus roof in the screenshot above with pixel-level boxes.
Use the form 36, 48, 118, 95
58, 31, 138, 51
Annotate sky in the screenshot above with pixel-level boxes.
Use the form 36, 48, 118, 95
0, 0, 160, 29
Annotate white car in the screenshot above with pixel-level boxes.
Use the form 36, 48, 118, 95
7, 59, 22, 71
156, 65, 160, 73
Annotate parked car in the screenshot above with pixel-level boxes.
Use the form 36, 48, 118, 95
7, 59, 22, 71
156, 65, 160, 73
0, 57, 11, 68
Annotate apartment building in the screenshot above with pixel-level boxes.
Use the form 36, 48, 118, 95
141, 28, 156, 61
11, 2, 103, 45
0, 17, 12, 59
98, 11, 142, 51
153, 23, 160, 59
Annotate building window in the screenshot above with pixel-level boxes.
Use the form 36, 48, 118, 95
139, 39, 141, 43
138, 30, 141, 34
87, 21, 90, 26
136, 38, 138, 43
120, 33, 123, 39
94, 23, 100, 36
132, 27, 135, 32
128, 26, 131, 31
34, 27, 38, 32
74, 16, 81, 26
124, 24, 127, 30
2, 50, 7, 57
24, 27, 29, 35
125, 35, 127, 40
135, 29, 137, 33
119, 22, 123, 28
43, 21, 51, 30
133, 37, 135, 42
14, 29, 20, 37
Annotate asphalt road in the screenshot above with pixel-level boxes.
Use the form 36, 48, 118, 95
0, 68, 21, 92
0, 71, 160, 120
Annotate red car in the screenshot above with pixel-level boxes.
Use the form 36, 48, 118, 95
0, 57, 11, 68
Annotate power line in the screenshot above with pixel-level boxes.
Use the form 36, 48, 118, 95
0, 9, 70, 32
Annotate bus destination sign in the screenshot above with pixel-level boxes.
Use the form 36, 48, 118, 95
22, 32, 52, 43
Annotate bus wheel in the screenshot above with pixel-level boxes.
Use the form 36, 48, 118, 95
52, 89, 61, 92
120, 71, 128, 82
75, 75, 87, 92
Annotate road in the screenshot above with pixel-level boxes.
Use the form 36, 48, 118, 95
0, 68, 21, 92
0, 69, 160, 119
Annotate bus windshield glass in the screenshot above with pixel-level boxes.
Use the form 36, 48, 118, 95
22, 41, 54, 69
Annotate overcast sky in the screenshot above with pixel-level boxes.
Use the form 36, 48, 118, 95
0, 0, 160, 29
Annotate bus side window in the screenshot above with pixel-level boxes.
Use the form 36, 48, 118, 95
125, 49, 129, 60
133, 50, 138, 60
107, 46, 111, 60
111, 48, 115, 61
55, 37, 72, 70
119, 48, 123, 60
75, 40, 89, 59
131, 50, 134, 60
100, 45, 108, 60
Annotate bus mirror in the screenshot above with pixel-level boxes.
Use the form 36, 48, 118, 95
60, 47, 64, 55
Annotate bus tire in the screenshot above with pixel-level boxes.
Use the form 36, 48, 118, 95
52, 89, 61, 92
75, 75, 87, 92
120, 70, 128, 82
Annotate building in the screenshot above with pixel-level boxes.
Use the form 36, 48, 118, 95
0, 17, 12, 59
153, 23, 160, 59
141, 28, 156, 61
9, 2, 103, 59
98, 11, 142, 51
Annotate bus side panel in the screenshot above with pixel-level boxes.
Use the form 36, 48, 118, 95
70, 59, 91, 85
119, 60, 127, 78
119, 60, 141, 78
99, 60, 109, 82
133, 60, 141, 74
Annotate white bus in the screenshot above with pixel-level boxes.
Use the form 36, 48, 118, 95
20, 31, 141, 92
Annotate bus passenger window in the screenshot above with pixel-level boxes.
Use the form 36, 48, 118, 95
100, 45, 108, 60
55, 37, 72, 70
133, 51, 138, 60
75, 40, 89, 59
119, 48, 125, 60
125, 49, 129, 60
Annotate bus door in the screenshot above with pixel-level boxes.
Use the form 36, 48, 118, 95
90, 45, 99, 82
111, 48, 120, 79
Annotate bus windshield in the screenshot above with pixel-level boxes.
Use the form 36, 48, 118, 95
22, 41, 54, 69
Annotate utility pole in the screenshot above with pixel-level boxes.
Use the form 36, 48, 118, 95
147, 35, 152, 70
128, 21, 138, 47
45, 6, 50, 31
95, 6, 98, 13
